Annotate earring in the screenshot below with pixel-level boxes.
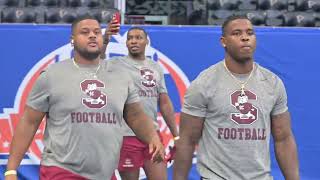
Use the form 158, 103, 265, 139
71, 39, 74, 45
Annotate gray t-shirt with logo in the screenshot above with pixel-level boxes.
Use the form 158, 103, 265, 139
109, 56, 167, 136
27, 59, 140, 179
182, 61, 288, 180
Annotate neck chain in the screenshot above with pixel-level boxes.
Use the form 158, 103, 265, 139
223, 61, 255, 95
73, 59, 101, 79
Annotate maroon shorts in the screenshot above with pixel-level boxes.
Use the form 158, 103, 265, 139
117, 134, 163, 172
40, 165, 87, 180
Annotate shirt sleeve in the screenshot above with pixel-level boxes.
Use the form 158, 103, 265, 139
125, 77, 140, 104
26, 70, 50, 112
271, 77, 288, 116
181, 79, 207, 118
156, 63, 168, 94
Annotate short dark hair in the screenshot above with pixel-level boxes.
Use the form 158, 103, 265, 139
71, 15, 99, 35
127, 26, 148, 38
222, 15, 251, 36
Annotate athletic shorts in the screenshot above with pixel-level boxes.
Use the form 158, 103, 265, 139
40, 165, 87, 180
117, 134, 163, 172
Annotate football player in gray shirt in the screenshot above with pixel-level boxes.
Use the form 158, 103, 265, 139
5, 15, 164, 180
173, 15, 299, 180
109, 27, 179, 180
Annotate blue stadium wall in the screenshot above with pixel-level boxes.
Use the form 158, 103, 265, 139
0, 24, 319, 180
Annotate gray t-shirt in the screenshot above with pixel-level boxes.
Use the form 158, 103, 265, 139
109, 56, 168, 136
182, 61, 288, 180
27, 59, 140, 179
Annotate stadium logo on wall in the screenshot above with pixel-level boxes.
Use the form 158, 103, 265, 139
0, 30, 190, 171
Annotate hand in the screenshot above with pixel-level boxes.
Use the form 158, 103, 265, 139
103, 16, 120, 45
165, 145, 177, 163
148, 135, 165, 163
107, 15, 120, 35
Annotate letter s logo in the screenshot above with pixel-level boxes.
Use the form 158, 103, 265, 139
230, 90, 258, 124
140, 68, 156, 87
80, 79, 107, 108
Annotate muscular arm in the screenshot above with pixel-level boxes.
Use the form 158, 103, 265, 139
271, 111, 299, 180
124, 102, 158, 143
6, 106, 45, 171
159, 93, 178, 137
173, 112, 204, 180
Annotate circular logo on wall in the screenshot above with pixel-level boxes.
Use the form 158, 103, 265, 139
1, 30, 190, 177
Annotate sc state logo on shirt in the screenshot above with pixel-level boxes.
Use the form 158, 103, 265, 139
80, 79, 107, 108
140, 68, 156, 87
230, 90, 258, 124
